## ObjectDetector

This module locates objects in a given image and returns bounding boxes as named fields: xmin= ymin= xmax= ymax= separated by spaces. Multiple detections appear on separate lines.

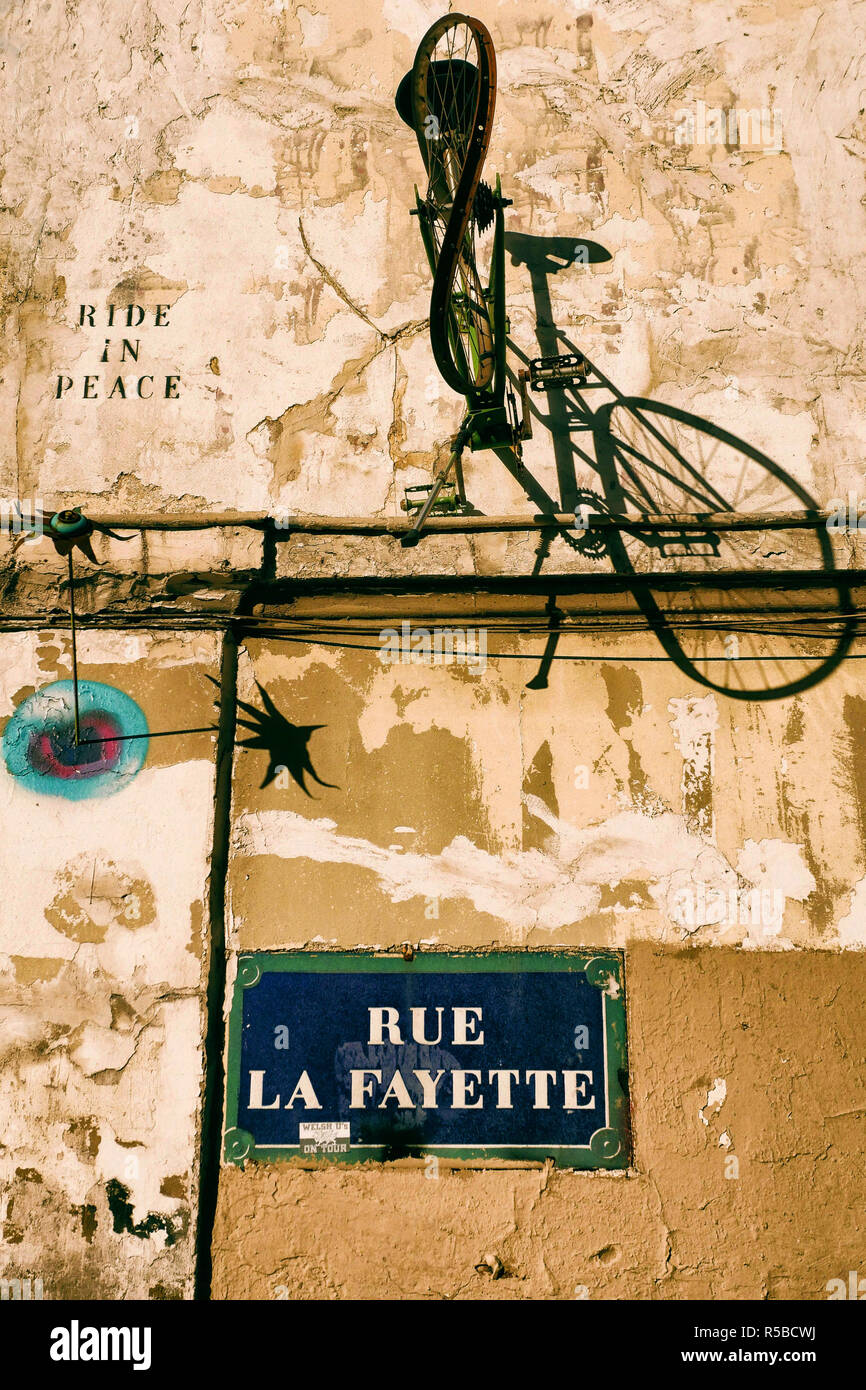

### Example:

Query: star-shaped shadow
xmin=209 ymin=677 xmax=338 ymax=795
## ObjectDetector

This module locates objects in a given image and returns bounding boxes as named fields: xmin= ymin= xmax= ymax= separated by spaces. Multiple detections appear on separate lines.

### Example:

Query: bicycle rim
xmin=410 ymin=15 xmax=497 ymax=398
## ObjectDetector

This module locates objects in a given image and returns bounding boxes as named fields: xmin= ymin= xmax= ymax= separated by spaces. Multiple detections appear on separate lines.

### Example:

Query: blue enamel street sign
xmin=223 ymin=951 xmax=630 ymax=1169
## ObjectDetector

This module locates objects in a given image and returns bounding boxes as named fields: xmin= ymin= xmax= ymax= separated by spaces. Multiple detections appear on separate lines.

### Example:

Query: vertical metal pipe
xmin=68 ymin=551 xmax=80 ymax=746
xmin=194 ymin=630 xmax=238 ymax=1300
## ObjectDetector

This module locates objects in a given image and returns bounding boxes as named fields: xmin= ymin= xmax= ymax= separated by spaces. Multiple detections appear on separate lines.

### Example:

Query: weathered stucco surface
xmin=3 ymin=0 xmax=866 ymax=519
xmin=227 ymin=634 xmax=866 ymax=952
xmin=212 ymin=631 xmax=866 ymax=1299
xmin=213 ymin=944 xmax=866 ymax=1300
xmin=2 ymin=0 xmax=865 ymax=1302
xmin=0 ymin=632 xmax=219 ymax=1298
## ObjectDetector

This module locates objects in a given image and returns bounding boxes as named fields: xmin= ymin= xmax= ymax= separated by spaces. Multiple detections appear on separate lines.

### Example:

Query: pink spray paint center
xmin=28 ymin=712 xmax=123 ymax=778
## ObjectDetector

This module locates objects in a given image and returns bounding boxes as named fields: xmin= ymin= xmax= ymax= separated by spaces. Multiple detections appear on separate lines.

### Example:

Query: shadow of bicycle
xmin=502 ymin=230 xmax=855 ymax=701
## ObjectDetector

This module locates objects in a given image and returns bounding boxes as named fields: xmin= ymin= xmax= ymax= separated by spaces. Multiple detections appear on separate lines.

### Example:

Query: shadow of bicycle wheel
xmin=590 ymin=395 xmax=855 ymax=700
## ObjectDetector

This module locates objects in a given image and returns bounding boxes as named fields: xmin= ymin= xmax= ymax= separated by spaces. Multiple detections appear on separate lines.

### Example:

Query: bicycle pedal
xmin=401 ymin=481 xmax=459 ymax=516
xmin=529 ymin=354 xmax=591 ymax=390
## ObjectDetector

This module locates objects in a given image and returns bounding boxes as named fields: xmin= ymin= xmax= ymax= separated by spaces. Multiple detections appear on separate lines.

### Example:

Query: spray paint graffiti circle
xmin=2 ymin=680 xmax=148 ymax=799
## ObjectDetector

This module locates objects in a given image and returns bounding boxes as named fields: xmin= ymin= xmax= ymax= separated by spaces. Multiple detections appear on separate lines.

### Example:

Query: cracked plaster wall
xmin=2 ymin=0 xmax=866 ymax=1301
xmin=227 ymin=638 xmax=866 ymax=952
xmin=213 ymin=943 xmax=866 ymax=1300
xmin=215 ymin=636 xmax=866 ymax=1299
xmin=2 ymin=0 xmax=866 ymax=521
xmin=0 ymin=631 xmax=219 ymax=1298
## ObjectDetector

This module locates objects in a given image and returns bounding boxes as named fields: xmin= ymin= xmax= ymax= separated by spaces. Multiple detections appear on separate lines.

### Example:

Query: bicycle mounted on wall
xmin=395 ymin=12 xmax=591 ymax=544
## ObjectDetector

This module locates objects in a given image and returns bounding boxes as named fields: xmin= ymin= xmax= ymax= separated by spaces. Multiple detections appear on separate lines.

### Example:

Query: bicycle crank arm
xmin=400 ymin=439 xmax=467 ymax=547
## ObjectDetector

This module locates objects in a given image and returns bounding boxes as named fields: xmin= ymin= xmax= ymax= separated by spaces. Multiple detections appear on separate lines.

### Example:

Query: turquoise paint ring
xmin=2 ymin=680 xmax=149 ymax=799
xmin=50 ymin=509 xmax=92 ymax=537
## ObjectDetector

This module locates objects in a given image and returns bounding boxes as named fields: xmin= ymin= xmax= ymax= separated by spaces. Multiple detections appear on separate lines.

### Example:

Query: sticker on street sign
xmin=298 ymin=1121 xmax=350 ymax=1155
xmin=223 ymin=951 xmax=630 ymax=1169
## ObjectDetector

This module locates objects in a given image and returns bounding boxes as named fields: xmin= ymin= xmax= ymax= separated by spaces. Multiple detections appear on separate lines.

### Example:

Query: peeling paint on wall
xmin=0 ymin=632 xmax=219 ymax=1297
xmin=4 ymin=0 xmax=866 ymax=1305
xmin=668 ymin=696 xmax=717 ymax=841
